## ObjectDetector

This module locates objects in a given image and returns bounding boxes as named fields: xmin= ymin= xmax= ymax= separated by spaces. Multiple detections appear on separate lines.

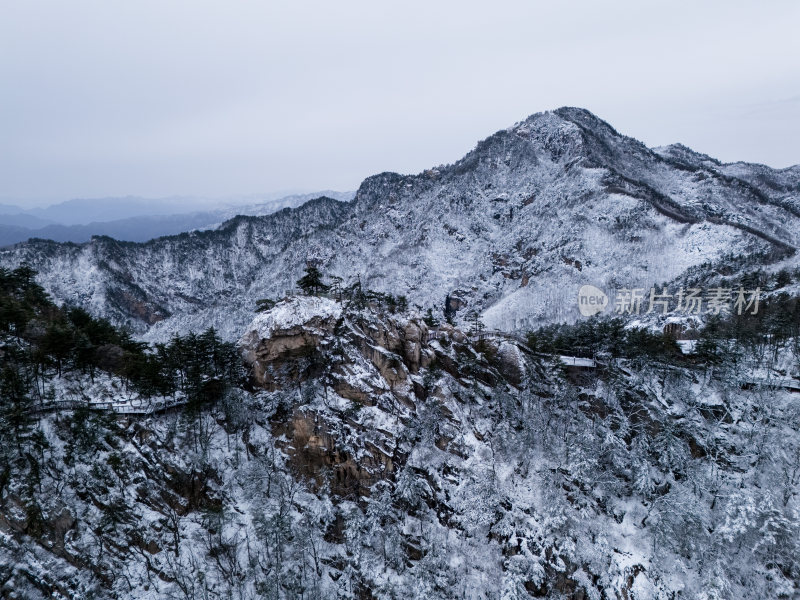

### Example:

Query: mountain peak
xmin=509 ymin=106 xmax=620 ymax=138
xmin=2 ymin=108 xmax=799 ymax=340
xmin=553 ymin=106 xmax=618 ymax=130
xmin=653 ymin=143 xmax=721 ymax=167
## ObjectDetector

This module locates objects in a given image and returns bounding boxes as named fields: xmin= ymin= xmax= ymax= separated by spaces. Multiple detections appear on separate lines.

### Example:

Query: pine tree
xmin=11 ymin=264 xmax=36 ymax=290
xmin=467 ymin=310 xmax=484 ymax=337
xmin=0 ymin=349 xmax=35 ymax=455
xmin=397 ymin=295 xmax=408 ymax=313
xmin=297 ymin=265 xmax=329 ymax=296
xmin=423 ymin=308 xmax=439 ymax=328
xmin=40 ymin=323 xmax=74 ymax=376
xmin=255 ymin=298 xmax=276 ymax=312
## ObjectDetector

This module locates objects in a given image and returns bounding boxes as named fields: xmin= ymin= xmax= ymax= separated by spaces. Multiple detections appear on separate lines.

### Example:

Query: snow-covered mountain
xmin=2 ymin=172 xmax=799 ymax=598
xmin=1 ymin=107 xmax=798 ymax=341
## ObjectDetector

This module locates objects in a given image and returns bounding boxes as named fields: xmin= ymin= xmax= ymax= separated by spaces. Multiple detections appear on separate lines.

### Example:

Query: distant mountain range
xmin=1 ymin=107 xmax=798 ymax=341
xmin=0 ymin=191 xmax=355 ymax=246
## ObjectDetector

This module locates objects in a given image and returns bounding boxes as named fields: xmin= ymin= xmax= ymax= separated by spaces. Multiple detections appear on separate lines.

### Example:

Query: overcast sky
xmin=1 ymin=0 xmax=799 ymax=207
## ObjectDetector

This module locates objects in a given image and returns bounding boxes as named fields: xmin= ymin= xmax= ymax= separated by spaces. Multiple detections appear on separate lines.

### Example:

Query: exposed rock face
xmin=238 ymin=296 xmax=520 ymax=496
xmin=276 ymin=409 xmax=398 ymax=497
xmin=497 ymin=340 xmax=525 ymax=385
xmin=445 ymin=291 xmax=468 ymax=314
xmin=239 ymin=296 xmax=342 ymax=390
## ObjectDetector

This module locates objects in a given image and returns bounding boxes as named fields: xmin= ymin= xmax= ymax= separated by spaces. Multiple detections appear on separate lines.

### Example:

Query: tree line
xmin=0 ymin=265 xmax=242 ymax=455
xmin=525 ymin=290 xmax=800 ymax=367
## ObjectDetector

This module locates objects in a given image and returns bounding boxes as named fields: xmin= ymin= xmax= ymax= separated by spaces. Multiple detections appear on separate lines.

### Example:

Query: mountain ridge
xmin=1 ymin=107 xmax=798 ymax=340
xmin=0 ymin=191 xmax=355 ymax=247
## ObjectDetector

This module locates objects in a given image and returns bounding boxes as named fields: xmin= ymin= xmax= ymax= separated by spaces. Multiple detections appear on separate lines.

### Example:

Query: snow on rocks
xmin=497 ymin=340 xmax=526 ymax=384
xmin=238 ymin=296 xmax=342 ymax=389
xmin=239 ymin=296 xmax=342 ymax=344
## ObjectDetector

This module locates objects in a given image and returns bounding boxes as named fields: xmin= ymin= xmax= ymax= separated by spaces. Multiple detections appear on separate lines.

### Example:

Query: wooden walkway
xmin=31 ymin=396 xmax=187 ymax=416
xmin=739 ymin=377 xmax=800 ymax=394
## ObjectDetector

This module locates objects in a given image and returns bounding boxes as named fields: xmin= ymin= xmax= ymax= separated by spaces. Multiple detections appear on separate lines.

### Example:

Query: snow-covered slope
xmin=4 ymin=296 xmax=798 ymax=599
xmin=1 ymin=108 xmax=798 ymax=340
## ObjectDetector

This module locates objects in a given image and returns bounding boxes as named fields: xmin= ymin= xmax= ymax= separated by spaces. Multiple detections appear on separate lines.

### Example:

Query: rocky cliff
xmin=2 ymin=289 xmax=799 ymax=599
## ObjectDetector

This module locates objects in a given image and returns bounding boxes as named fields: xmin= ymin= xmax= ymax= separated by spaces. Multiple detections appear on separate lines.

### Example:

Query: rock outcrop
xmin=239 ymin=296 xmax=342 ymax=390
xmin=238 ymin=295 xmax=523 ymax=496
